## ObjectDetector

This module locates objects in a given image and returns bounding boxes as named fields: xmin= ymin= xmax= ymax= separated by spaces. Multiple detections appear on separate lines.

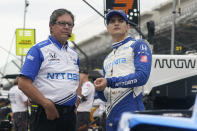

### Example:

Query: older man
xmin=18 ymin=8 xmax=79 ymax=131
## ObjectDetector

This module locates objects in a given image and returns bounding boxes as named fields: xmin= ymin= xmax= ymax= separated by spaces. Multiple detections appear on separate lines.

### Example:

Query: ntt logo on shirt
xmin=47 ymin=73 xmax=79 ymax=81
xmin=105 ymin=58 xmax=126 ymax=70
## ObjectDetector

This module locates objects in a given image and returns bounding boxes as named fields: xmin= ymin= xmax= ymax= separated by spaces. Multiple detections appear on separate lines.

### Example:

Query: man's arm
xmin=18 ymin=76 xmax=59 ymax=120
xmin=106 ymin=40 xmax=152 ymax=88
xmin=75 ymin=84 xmax=82 ymax=106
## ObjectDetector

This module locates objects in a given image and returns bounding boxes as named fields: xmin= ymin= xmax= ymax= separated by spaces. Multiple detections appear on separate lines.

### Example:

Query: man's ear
xmin=106 ymin=25 xmax=110 ymax=32
xmin=49 ymin=24 xmax=53 ymax=33
xmin=127 ymin=24 xmax=130 ymax=30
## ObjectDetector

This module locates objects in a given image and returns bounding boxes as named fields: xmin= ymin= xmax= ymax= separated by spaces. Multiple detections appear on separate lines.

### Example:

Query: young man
xmin=18 ymin=8 xmax=79 ymax=131
xmin=77 ymin=69 xmax=95 ymax=131
xmin=9 ymin=77 xmax=28 ymax=131
xmin=94 ymin=10 xmax=152 ymax=131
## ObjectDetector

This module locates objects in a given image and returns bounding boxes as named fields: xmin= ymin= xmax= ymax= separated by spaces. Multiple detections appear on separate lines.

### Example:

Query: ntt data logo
xmin=105 ymin=58 xmax=126 ymax=69
xmin=47 ymin=72 xmax=79 ymax=81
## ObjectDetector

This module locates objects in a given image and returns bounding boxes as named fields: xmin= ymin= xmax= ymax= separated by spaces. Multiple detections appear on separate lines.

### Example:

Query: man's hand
xmin=74 ymin=96 xmax=81 ymax=114
xmin=94 ymin=78 xmax=107 ymax=91
xmin=42 ymin=99 xmax=59 ymax=120
xmin=18 ymin=76 xmax=59 ymax=120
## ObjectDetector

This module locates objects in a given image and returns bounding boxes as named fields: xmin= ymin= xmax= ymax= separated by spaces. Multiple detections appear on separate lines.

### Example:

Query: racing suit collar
xmin=48 ymin=35 xmax=68 ymax=50
xmin=112 ymin=36 xmax=133 ymax=49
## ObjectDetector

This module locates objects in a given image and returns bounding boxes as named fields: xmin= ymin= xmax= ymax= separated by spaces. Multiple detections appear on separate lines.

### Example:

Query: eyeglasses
xmin=55 ymin=21 xmax=74 ymax=28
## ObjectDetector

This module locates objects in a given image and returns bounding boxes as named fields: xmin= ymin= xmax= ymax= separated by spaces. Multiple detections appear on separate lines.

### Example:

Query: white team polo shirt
xmin=9 ymin=85 xmax=28 ymax=113
xmin=77 ymin=81 xmax=95 ymax=112
xmin=21 ymin=36 xmax=79 ymax=106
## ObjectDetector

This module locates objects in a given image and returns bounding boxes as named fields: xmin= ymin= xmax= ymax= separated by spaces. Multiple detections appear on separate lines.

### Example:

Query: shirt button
xmin=109 ymin=123 xmax=113 ymax=127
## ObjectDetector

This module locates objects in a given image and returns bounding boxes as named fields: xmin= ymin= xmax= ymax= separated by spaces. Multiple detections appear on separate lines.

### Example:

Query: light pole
xmin=171 ymin=0 xmax=176 ymax=54
xmin=21 ymin=0 xmax=29 ymax=69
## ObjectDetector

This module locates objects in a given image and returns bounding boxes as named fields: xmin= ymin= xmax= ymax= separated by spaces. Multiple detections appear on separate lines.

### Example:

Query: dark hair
xmin=49 ymin=8 xmax=75 ymax=26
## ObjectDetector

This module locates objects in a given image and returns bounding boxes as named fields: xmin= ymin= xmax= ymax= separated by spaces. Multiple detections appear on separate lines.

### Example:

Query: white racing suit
xmin=97 ymin=36 xmax=152 ymax=131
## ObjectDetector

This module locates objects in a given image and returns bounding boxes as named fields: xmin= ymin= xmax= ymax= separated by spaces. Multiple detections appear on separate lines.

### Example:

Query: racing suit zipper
xmin=108 ymin=49 xmax=117 ymax=127
xmin=110 ymin=49 xmax=117 ymax=107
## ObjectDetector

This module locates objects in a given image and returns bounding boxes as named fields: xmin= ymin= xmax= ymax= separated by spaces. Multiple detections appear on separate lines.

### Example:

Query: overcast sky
xmin=0 ymin=0 xmax=168 ymax=69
